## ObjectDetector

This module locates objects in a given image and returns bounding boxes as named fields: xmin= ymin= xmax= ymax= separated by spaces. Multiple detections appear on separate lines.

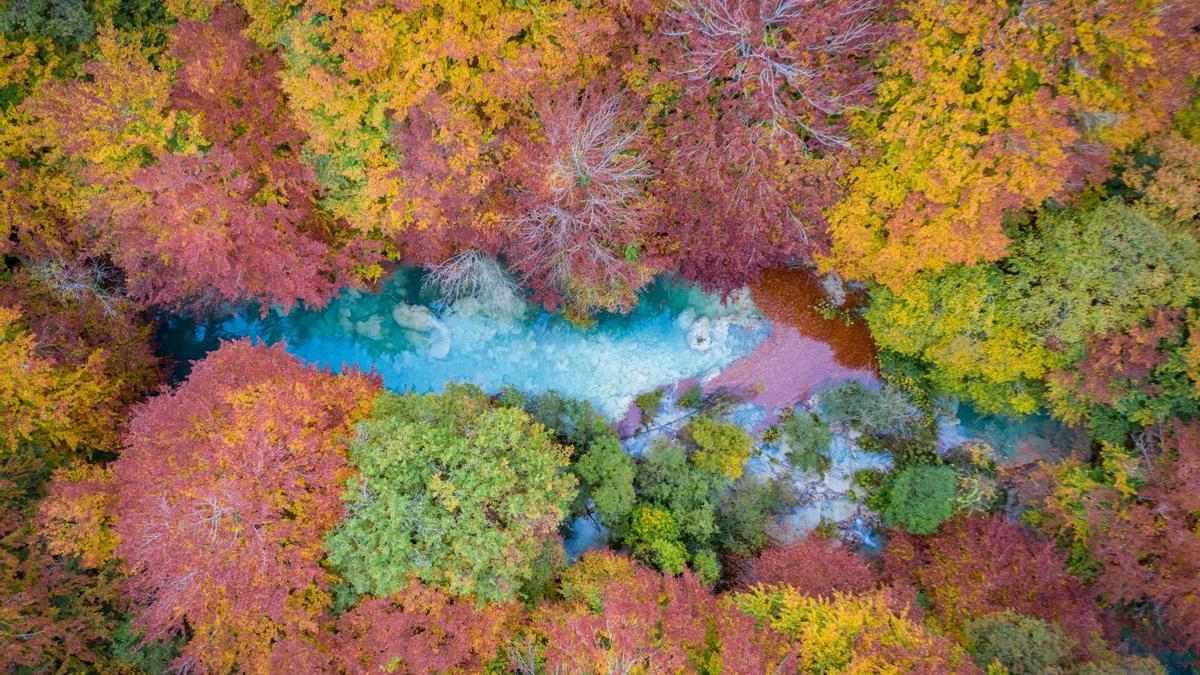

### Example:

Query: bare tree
xmin=508 ymin=91 xmax=654 ymax=313
xmin=666 ymin=0 xmax=885 ymax=147
xmin=422 ymin=250 xmax=526 ymax=318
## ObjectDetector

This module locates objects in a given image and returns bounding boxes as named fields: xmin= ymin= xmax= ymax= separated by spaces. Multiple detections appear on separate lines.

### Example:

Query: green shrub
xmin=852 ymin=468 xmax=891 ymax=512
xmin=502 ymin=387 xmax=612 ymax=451
xmin=325 ymin=385 xmax=577 ymax=604
xmin=620 ymin=438 xmax=728 ymax=578
xmin=778 ymin=410 xmax=832 ymax=475
xmin=716 ymin=478 xmax=787 ymax=557
xmin=818 ymin=381 xmax=925 ymax=439
xmin=677 ymin=384 xmax=704 ymax=409
xmin=883 ymin=465 xmax=957 ymax=534
xmin=963 ymin=611 xmax=1073 ymax=675
xmin=499 ymin=388 xmax=632 ymax=522
xmin=682 ymin=414 xmax=752 ymax=480
xmin=627 ymin=503 xmax=687 ymax=575
xmin=574 ymin=434 xmax=636 ymax=525
xmin=634 ymin=387 xmax=666 ymax=428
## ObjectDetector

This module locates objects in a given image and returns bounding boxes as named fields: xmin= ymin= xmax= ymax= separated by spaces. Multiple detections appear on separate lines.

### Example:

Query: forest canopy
xmin=2 ymin=0 xmax=1199 ymax=672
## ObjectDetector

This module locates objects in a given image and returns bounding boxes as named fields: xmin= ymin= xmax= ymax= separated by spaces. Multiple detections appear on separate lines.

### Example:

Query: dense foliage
xmin=112 ymin=340 xmax=377 ymax=672
xmin=2 ymin=0 xmax=1199 ymax=670
xmin=325 ymin=385 xmax=577 ymax=605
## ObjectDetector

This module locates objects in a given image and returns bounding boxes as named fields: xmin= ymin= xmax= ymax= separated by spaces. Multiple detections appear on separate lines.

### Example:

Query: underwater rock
xmin=337 ymin=307 xmax=353 ymax=332
xmin=822 ymin=498 xmax=857 ymax=523
xmin=391 ymin=303 xmax=436 ymax=332
xmin=713 ymin=318 xmax=731 ymax=343
xmin=353 ymin=315 xmax=384 ymax=340
xmin=428 ymin=325 xmax=451 ymax=359
xmin=675 ymin=307 xmax=697 ymax=330
xmin=688 ymin=316 xmax=713 ymax=351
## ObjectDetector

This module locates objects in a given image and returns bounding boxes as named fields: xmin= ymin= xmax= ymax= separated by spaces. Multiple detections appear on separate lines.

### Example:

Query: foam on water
xmin=159 ymin=268 xmax=768 ymax=417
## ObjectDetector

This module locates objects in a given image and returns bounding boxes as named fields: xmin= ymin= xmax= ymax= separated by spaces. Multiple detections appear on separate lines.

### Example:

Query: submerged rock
xmin=675 ymin=307 xmax=697 ymax=330
xmin=428 ymin=325 xmax=451 ymax=360
xmin=392 ymin=303 xmax=437 ymax=332
xmin=354 ymin=315 xmax=384 ymax=340
xmin=688 ymin=317 xmax=713 ymax=351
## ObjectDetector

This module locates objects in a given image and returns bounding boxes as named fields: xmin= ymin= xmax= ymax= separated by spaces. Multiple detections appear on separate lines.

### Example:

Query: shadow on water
xmin=711 ymin=268 xmax=879 ymax=413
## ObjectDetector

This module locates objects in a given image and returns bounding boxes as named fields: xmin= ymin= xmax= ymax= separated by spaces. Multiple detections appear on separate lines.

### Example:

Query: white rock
xmin=427 ymin=328 xmax=451 ymax=359
xmin=821 ymin=272 xmax=847 ymax=307
xmin=354 ymin=315 xmax=384 ymax=340
xmin=712 ymin=318 xmax=730 ymax=343
xmin=675 ymin=307 xmax=697 ymax=330
xmin=688 ymin=316 xmax=713 ymax=351
xmin=823 ymin=471 xmax=853 ymax=493
xmin=821 ymin=498 xmax=858 ymax=523
xmin=391 ymin=303 xmax=436 ymax=332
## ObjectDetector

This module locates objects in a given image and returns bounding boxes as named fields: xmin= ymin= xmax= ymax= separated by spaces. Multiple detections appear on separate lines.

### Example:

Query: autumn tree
xmin=115 ymin=5 xmax=359 ymax=312
xmin=650 ymin=0 xmax=887 ymax=290
xmin=112 ymin=340 xmax=378 ymax=673
xmin=532 ymin=551 xmax=789 ymax=672
xmin=736 ymin=538 xmax=879 ymax=596
xmin=869 ymin=199 xmax=1200 ymax=417
xmin=735 ymin=585 xmax=978 ymax=673
xmin=1048 ymin=307 xmax=1200 ymax=441
xmin=866 ymin=265 xmax=1055 ymax=415
xmin=826 ymin=0 xmax=1200 ymax=289
xmin=884 ymin=515 xmax=1104 ymax=653
xmin=505 ymin=87 xmax=659 ymax=321
xmin=325 ymin=384 xmax=577 ymax=605
xmin=331 ymin=580 xmax=519 ymax=674
xmin=1031 ymin=422 xmax=1200 ymax=653
xmin=278 ymin=0 xmax=619 ymax=262
xmin=0 ymin=305 xmax=130 ymax=460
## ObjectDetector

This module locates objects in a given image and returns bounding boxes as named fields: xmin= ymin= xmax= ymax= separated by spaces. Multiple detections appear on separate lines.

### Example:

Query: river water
xmin=157 ymin=267 xmax=1067 ymax=462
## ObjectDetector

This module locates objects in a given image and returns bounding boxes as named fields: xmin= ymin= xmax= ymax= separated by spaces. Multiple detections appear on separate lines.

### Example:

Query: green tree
xmin=778 ymin=410 xmax=832 ymax=475
xmin=682 ymin=414 xmax=752 ymax=481
xmin=1009 ymin=200 xmax=1200 ymax=353
xmin=963 ymin=611 xmax=1073 ymax=675
xmin=621 ymin=437 xmax=730 ymax=582
xmin=884 ymin=465 xmax=958 ymax=535
xmin=325 ymin=384 xmax=577 ymax=604
xmin=574 ymin=434 xmax=635 ymax=526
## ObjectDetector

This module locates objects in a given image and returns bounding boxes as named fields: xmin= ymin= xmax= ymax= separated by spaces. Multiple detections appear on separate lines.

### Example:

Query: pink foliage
xmin=885 ymin=515 xmax=1105 ymax=653
xmin=506 ymin=86 xmax=658 ymax=311
xmin=665 ymin=0 xmax=887 ymax=146
xmin=112 ymin=340 xmax=378 ymax=671
xmin=332 ymin=580 xmax=517 ymax=674
xmin=1083 ymin=422 xmax=1200 ymax=652
xmin=649 ymin=0 xmax=887 ymax=290
xmin=537 ymin=552 xmax=791 ymax=672
xmin=112 ymin=5 xmax=358 ymax=313
xmin=739 ymin=538 xmax=879 ymax=596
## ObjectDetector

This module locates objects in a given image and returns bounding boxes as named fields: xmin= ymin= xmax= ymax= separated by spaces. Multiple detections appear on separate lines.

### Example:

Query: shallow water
xmin=157 ymin=269 xmax=767 ymax=417
xmin=939 ymin=400 xmax=1087 ymax=467
xmin=711 ymin=268 xmax=878 ymax=412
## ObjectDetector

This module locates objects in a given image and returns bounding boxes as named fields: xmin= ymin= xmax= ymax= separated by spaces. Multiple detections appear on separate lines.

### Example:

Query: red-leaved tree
xmin=649 ymin=0 xmax=888 ymax=290
xmin=1059 ymin=422 xmax=1200 ymax=653
xmin=332 ymin=580 xmax=519 ymax=674
xmin=108 ymin=5 xmax=359 ymax=312
xmin=112 ymin=340 xmax=378 ymax=673
xmin=737 ymin=538 xmax=879 ymax=596
xmin=532 ymin=551 xmax=791 ymax=672
xmin=885 ymin=515 xmax=1105 ymax=654
xmin=505 ymin=85 xmax=660 ymax=318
